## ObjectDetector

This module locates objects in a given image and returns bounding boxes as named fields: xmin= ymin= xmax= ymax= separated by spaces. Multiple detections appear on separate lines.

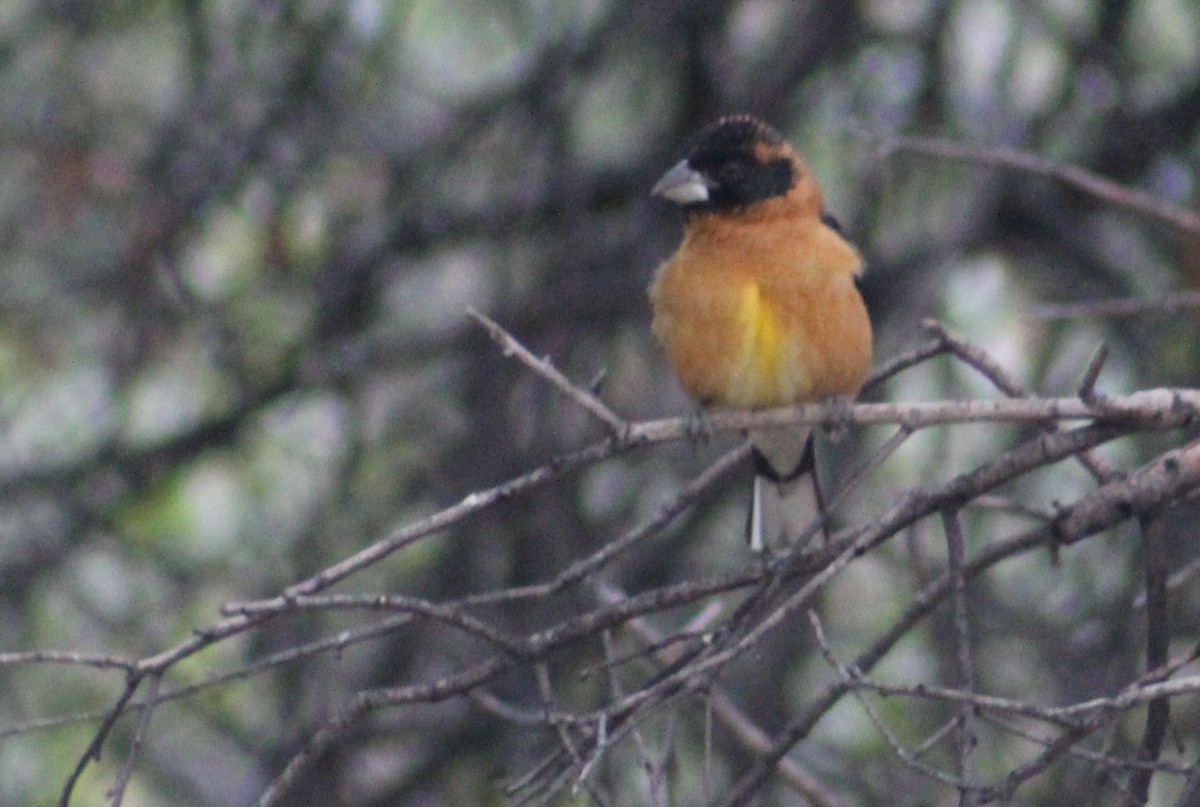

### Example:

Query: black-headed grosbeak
xmin=649 ymin=115 xmax=872 ymax=551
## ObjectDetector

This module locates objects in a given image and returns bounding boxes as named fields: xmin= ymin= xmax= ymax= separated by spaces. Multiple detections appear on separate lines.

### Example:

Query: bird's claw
xmin=684 ymin=406 xmax=710 ymax=446
xmin=822 ymin=396 xmax=854 ymax=443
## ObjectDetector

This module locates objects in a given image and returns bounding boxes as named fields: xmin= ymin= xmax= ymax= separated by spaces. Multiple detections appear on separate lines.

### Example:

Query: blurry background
xmin=1 ymin=0 xmax=1199 ymax=805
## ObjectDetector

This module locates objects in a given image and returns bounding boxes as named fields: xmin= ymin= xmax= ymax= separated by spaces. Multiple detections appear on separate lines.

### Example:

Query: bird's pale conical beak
xmin=651 ymin=160 xmax=711 ymax=205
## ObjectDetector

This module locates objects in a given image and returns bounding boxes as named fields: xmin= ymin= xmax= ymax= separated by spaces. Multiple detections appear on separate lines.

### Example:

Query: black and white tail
xmin=748 ymin=428 xmax=826 ymax=552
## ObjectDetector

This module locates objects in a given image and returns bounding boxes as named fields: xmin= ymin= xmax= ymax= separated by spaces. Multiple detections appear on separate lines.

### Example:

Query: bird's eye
xmin=714 ymin=154 xmax=753 ymax=183
xmin=725 ymin=154 xmax=752 ymax=172
xmin=691 ymin=149 xmax=752 ymax=180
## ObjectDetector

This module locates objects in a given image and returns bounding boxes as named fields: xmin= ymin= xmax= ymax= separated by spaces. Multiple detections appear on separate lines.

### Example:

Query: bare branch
xmin=59 ymin=681 xmax=144 ymax=807
xmin=1052 ymin=439 xmax=1200 ymax=543
xmin=1029 ymin=292 xmax=1200 ymax=321
xmin=942 ymin=508 xmax=977 ymax=807
xmin=107 ymin=672 xmax=161 ymax=807
xmin=880 ymin=136 xmax=1200 ymax=238
xmin=1128 ymin=510 xmax=1172 ymax=805
xmin=1078 ymin=342 xmax=1110 ymax=403
xmin=0 ymin=651 xmax=135 ymax=673
xmin=468 ymin=307 xmax=628 ymax=435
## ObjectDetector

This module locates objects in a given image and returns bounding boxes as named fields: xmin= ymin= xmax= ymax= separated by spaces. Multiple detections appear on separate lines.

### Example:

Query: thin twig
xmin=223 ymin=593 xmax=525 ymax=655
xmin=880 ymin=136 xmax=1200 ymax=237
xmin=59 ymin=681 xmax=143 ymax=807
xmin=0 ymin=651 xmax=136 ymax=672
xmin=589 ymin=581 xmax=852 ymax=807
xmin=809 ymin=611 xmax=967 ymax=789
xmin=107 ymin=672 xmax=162 ymax=806
xmin=703 ymin=695 xmax=714 ymax=807
xmin=1077 ymin=342 xmax=1110 ymax=403
xmin=822 ymin=665 xmax=1200 ymax=723
xmin=1128 ymin=512 xmax=1171 ymax=805
xmin=468 ymin=306 xmax=627 ymax=435
xmin=1029 ymin=292 xmax=1200 ymax=321
xmin=924 ymin=320 xmax=1027 ymax=398
xmin=942 ymin=508 xmax=977 ymax=807
xmin=978 ymin=711 xmax=1193 ymax=776
xmin=925 ymin=319 xmax=1117 ymax=482
xmin=1134 ymin=554 xmax=1200 ymax=608
xmin=534 ymin=662 xmax=583 ymax=773
xmin=598 ymin=629 xmax=656 ymax=803
xmin=1052 ymin=439 xmax=1200 ymax=544
xmin=862 ymin=338 xmax=952 ymax=392
xmin=458 ymin=444 xmax=750 ymax=607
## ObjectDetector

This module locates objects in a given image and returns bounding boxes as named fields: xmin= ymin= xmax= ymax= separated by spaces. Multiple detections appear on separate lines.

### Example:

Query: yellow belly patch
xmin=734 ymin=283 xmax=784 ymax=403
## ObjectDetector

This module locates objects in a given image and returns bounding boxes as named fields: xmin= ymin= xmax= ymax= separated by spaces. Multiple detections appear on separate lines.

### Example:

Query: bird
xmin=648 ymin=114 xmax=872 ymax=552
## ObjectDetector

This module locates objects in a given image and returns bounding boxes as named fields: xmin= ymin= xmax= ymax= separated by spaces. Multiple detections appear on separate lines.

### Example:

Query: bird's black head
xmin=652 ymin=116 xmax=797 ymax=213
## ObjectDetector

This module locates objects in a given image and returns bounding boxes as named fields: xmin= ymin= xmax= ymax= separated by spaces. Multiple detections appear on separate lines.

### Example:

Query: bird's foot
xmin=821 ymin=396 xmax=855 ymax=443
xmin=684 ymin=406 xmax=710 ymax=448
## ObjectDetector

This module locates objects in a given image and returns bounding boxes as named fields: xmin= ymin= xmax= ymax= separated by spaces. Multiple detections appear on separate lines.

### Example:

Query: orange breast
xmin=649 ymin=213 xmax=871 ymax=409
